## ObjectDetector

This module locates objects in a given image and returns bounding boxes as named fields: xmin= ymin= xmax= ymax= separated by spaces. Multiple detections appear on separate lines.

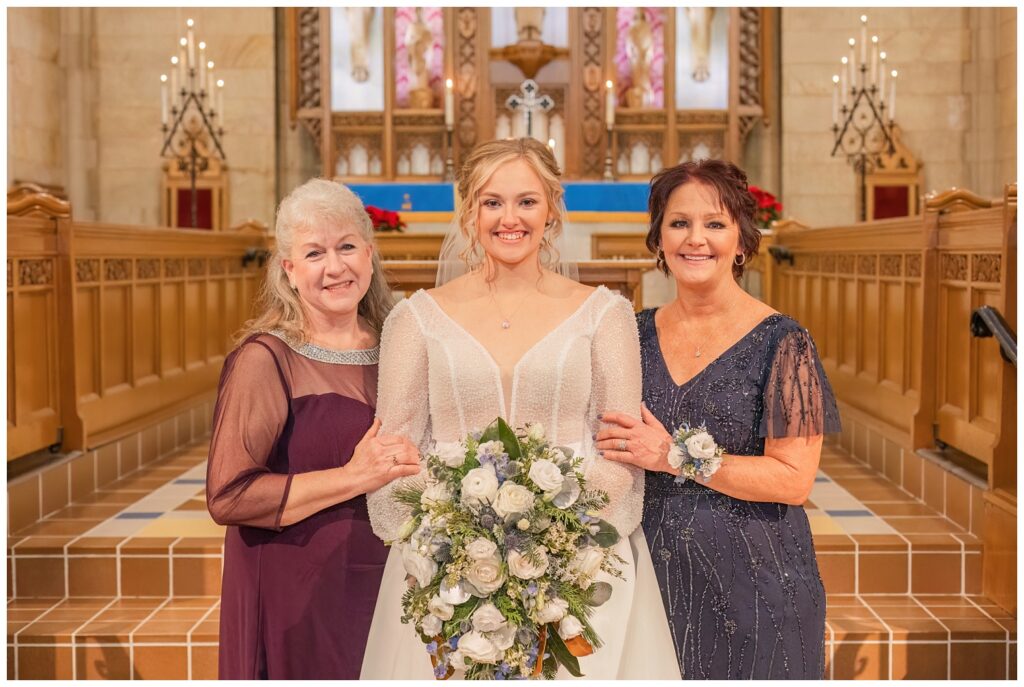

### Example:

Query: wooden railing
xmin=767 ymin=185 xmax=1017 ymax=482
xmin=7 ymin=191 xmax=271 ymax=460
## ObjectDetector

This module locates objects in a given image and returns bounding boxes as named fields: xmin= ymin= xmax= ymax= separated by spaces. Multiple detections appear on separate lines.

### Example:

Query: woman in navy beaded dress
xmin=206 ymin=179 xmax=421 ymax=679
xmin=597 ymin=160 xmax=841 ymax=679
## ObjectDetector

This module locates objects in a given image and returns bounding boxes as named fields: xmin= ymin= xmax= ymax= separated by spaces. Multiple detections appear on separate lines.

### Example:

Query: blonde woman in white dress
xmin=360 ymin=138 xmax=679 ymax=679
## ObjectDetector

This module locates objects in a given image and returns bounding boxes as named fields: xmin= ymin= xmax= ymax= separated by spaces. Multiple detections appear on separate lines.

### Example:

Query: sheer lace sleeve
xmin=588 ymin=294 xmax=645 ymax=537
xmin=206 ymin=339 xmax=293 ymax=530
xmin=758 ymin=326 xmax=842 ymax=439
xmin=367 ymin=299 xmax=431 ymax=542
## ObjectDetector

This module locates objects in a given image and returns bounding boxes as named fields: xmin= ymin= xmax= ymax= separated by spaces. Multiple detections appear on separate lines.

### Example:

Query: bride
xmin=361 ymin=138 xmax=680 ymax=679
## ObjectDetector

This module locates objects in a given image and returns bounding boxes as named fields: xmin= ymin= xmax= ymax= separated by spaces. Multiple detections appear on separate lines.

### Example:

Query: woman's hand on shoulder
xmin=344 ymin=418 xmax=421 ymax=494
xmin=595 ymin=404 xmax=675 ymax=474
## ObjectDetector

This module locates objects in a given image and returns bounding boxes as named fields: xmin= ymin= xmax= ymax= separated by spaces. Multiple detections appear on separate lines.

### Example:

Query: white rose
xmin=428 ymin=595 xmax=455 ymax=621
xmin=421 ymin=481 xmax=453 ymax=508
xmin=465 ymin=537 xmax=498 ymax=560
xmin=435 ymin=442 xmax=467 ymax=468
xmin=489 ymin=624 xmax=516 ymax=651
xmin=439 ymin=577 xmax=472 ymax=605
xmin=455 ymin=631 xmax=503 ymax=664
xmin=684 ymin=431 xmax=718 ymax=461
xmin=465 ymin=555 xmax=505 ymax=596
xmin=476 ymin=440 xmax=506 ymax=457
xmin=558 ymin=615 xmax=584 ymax=640
xmin=471 ymin=602 xmax=507 ymax=633
xmin=551 ymin=474 xmax=581 ymax=509
xmin=401 ymin=545 xmax=437 ymax=588
xmin=492 ymin=482 xmax=535 ymax=519
xmin=667 ymin=444 xmax=685 ymax=470
xmin=528 ymin=459 xmax=564 ymax=492
xmin=461 ymin=465 xmax=499 ymax=505
xmin=420 ymin=614 xmax=443 ymax=636
xmin=534 ymin=597 xmax=568 ymax=624
xmin=508 ymin=547 xmax=549 ymax=580
xmin=570 ymin=546 xmax=605 ymax=585
xmin=526 ymin=423 xmax=545 ymax=442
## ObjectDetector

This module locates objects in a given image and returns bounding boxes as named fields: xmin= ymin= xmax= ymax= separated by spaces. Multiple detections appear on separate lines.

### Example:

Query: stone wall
xmin=780 ymin=7 xmax=1015 ymax=227
xmin=7 ymin=8 xmax=64 ymax=188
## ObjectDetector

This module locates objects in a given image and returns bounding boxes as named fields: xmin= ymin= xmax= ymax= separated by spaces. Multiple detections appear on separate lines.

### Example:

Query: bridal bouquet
xmin=392 ymin=418 xmax=623 ymax=680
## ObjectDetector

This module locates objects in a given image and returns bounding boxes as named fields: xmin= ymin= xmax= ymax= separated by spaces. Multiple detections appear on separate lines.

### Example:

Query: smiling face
xmin=659 ymin=180 xmax=744 ymax=290
xmin=475 ymin=158 xmax=552 ymax=269
xmin=281 ymin=221 xmax=373 ymax=332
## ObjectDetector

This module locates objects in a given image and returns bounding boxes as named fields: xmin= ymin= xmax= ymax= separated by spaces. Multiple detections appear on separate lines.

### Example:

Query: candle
xmin=889 ymin=70 xmax=897 ymax=120
xmin=605 ymin=79 xmax=615 ymax=129
xmin=870 ymin=36 xmax=878 ymax=88
xmin=179 ymin=37 xmax=188 ymax=77
xmin=206 ymin=61 xmax=214 ymax=102
xmin=859 ymin=15 xmax=867 ymax=65
xmin=548 ymin=138 xmax=555 ymax=151
xmin=840 ymin=57 xmax=848 ymax=105
xmin=878 ymin=52 xmax=887 ymax=102
xmin=444 ymin=78 xmax=454 ymax=128
xmin=217 ymin=79 xmax=225 ymax=125
xmin=848 ymin=38 xmax=857 ymax=88
xmin=170 ymin=56 xmax=179 ymax=101
xmin=160 ymin=74 xmax=168 ymax=125
xmin=198 ymin=42 xmax=206 ymax=92
xmin=832 ymin=75 xmax=839 ymax=126
xmin=186 ymin=19 xmax=195 ymax=70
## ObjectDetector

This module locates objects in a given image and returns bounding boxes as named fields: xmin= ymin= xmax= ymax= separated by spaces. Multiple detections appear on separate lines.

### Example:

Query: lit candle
xmin=878 ymin=52 xmax=887 ymax=102
xmin=870 ymin=36 xmax=879 ymax=88
xmin=605 ymin=80 xmax=615 ymax=129
xmin=186 ymin=19 xmax=195 ymax=70
xmin=548 ymin=138 xmax=555 ymax=151
xmin=179 ymin=37 xmax=188 ymax=77
xmin=848 ymin=38 xmax=857 ymax=88
xmin=840 ymin=57 xmax=848 ymax=105
xmin=217 ymin=79 xmax=225 ymax=125
xmin=444 ymin=78 xmax=454 ymax=129
xmin=170 ymin=56 xmax=179 ymax=101
xmin=206 ymin=61 xmax=215 ymax=102
xmin=832 ymin=75 xmax=839 ymax=126
xmin=859 ymin=15 xmax=867 ymax=65
xmin=198 ymin=42 xmax=206 ymax=92
xmin=889 ymin=70 xmax=897 ymax=120
xmin=160 ymin=74 xmax=168 ymax=125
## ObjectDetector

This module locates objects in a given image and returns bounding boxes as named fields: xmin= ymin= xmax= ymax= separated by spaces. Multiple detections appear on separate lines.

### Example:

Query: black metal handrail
xmin=970 ymin=306 xmax=1016 ymax=367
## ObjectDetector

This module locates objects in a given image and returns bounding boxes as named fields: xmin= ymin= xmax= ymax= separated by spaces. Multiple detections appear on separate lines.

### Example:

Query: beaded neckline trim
xmin=268 ymin=330 xmax=379 ymax=366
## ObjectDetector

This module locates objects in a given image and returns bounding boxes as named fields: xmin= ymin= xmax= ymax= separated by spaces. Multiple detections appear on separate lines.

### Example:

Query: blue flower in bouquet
xmin=434 ymin=663 xmax=450 ymax=679
xmin=426 ymin=640 xmax=438 ymax=656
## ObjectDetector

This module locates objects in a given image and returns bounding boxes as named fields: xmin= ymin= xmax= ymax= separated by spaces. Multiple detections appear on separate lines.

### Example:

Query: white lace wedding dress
xmin=360 ymin=286 xmax=680 ymax=680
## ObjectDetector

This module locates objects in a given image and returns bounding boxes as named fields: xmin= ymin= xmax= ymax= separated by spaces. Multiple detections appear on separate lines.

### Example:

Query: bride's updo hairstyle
xmin=455 ymin=137 xmax=566 ymax=271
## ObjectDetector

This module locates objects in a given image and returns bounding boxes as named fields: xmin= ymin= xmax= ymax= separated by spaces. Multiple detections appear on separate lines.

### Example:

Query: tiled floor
xmin=6 ymin=441 xmax=1016 ymax=680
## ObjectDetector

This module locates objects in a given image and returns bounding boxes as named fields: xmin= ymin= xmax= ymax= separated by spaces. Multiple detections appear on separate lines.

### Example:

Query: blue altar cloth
xmin=346 ymin=181 xmax=650 ymax=213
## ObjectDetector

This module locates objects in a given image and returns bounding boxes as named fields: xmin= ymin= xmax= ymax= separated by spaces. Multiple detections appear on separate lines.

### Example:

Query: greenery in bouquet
xmin=748 ymin=185 xmax=782 ymax=229
xmin=392 ymin=418 xmax=624 ymax=680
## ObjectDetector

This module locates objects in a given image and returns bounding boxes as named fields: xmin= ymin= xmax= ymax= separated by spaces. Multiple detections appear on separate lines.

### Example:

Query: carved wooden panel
xmin=455 ymin=8 xmax=479 ymax=152
xmin=579 ymin=7 xmax=606 ymax=177
xmin=296 ymin=7 xmax=323 ymax=150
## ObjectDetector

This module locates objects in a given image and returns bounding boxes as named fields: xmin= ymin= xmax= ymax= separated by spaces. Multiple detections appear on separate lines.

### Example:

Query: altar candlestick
xmin=170 ymin=56 xmax=179 ymax=100
xmin=179 ymin=37 xmax=188 ymax=77
xmin=878 ymin=52 xmax=887 ymax=101
xmin=840 ymin=57 xmax=848 ymax=105
xmin=186 ymin=19 xmax=195 ymax=70
xmin=870 ymin=36 xmax=878 ymax=87
xmin=198 ymin=42 xmax=207 ymax=92
xmin=444 ymin=78 xmax=454 ymax=129
xmin=605 ymin=80 xmax=615 ymax=129
xmin=832 ymin=75 xmax=839 ymax=126
xmin=206 ymin=62 xmax=215 ymax=104
xmin=859 ymin=16 xmax=867 ymax=65
xmin=160 ymin=74 xmax=169 ymax=125
xmin=217 ymin=79 xmax=225 ymax=125
xmin=889 ymin=70 xmax=897 ymax=120
xmin=848 ymin=38 xmax=857 ymax=88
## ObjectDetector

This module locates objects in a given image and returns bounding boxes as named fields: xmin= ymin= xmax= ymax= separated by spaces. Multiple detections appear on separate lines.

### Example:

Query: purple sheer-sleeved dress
xmin=637 ymin=310 xmax=842 ymax=679
xmin=206 ymin=332 xmax=387 ymax=679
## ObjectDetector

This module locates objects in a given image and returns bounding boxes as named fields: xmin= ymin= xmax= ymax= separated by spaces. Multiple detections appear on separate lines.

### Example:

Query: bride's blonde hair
xmin=455 ymin=138 xmax=566 ymax=273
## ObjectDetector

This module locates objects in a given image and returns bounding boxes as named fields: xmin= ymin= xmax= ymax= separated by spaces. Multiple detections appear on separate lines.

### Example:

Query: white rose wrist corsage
xmin=666 ymin=423 xmax=725 ymax=483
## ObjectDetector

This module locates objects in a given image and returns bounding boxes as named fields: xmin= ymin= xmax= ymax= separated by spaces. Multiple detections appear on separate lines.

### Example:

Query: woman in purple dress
xmin=206 ymin=179 xmax=420 ymax=679
xmin=597 ymin=160 xmax=841 ymax=678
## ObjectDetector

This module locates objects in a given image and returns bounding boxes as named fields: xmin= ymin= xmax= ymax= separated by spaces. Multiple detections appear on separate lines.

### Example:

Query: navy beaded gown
xmin=637 ymin=309 xmax=841 ymax=680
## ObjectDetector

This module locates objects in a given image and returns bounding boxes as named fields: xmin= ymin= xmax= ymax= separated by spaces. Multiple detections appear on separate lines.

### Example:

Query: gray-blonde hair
xmin=236 ymin=178 xmax=393 ymax=343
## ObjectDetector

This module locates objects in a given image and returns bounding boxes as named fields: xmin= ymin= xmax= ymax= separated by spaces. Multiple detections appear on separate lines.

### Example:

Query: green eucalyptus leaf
xmin=545 ymin=624 xmax=583 ymax=677
xmin=590 ymin=519 xmax=621 ymax=548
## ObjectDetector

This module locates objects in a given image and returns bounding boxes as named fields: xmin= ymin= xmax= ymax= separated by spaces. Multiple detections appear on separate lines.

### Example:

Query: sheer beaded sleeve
xmin=206 ymin=339 xmax=293 ymax=530
xmin=758 ymin=326 xmax=842 ymax=439
xmin=367 ymin=299 xmax=431 ymax=542
xmin=588 ymin=294 xmax=646 ymax=537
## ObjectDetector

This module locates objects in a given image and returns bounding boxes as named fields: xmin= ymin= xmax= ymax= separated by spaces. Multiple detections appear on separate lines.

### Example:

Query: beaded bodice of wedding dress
xmin=366 ymin=285 xmax=645 ymax=543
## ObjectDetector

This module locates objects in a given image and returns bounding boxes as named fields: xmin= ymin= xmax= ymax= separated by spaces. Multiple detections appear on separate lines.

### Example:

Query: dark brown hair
xmin=645 ymin=159 xmax=761 ymax=278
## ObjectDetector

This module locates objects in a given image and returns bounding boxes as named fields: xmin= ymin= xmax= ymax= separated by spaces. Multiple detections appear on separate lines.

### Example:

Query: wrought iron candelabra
xmin=159 ymin=18 xmax=227 ymax=229
xmin=830 ymin=14 xmax=898 ymax=222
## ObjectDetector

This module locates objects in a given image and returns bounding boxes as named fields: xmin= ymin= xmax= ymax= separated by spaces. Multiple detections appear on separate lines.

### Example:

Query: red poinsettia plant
xmin=748 ymin=185 xmax=782 ymax=229
xmin=365 ymin=205 xmax=406 ymax=232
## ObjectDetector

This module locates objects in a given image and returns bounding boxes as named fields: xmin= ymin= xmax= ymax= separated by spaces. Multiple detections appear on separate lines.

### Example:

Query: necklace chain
xmin=489 ymin=289 xmax=532 ymax=330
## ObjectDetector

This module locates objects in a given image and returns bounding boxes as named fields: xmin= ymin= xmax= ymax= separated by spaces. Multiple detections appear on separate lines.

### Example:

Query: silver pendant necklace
xmin=490 ymin=290 xmax=530 ymax=330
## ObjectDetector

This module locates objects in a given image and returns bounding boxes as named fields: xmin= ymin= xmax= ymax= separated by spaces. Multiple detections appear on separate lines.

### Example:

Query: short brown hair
xmin=645 ymin=159 xmax=761 ymax=278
